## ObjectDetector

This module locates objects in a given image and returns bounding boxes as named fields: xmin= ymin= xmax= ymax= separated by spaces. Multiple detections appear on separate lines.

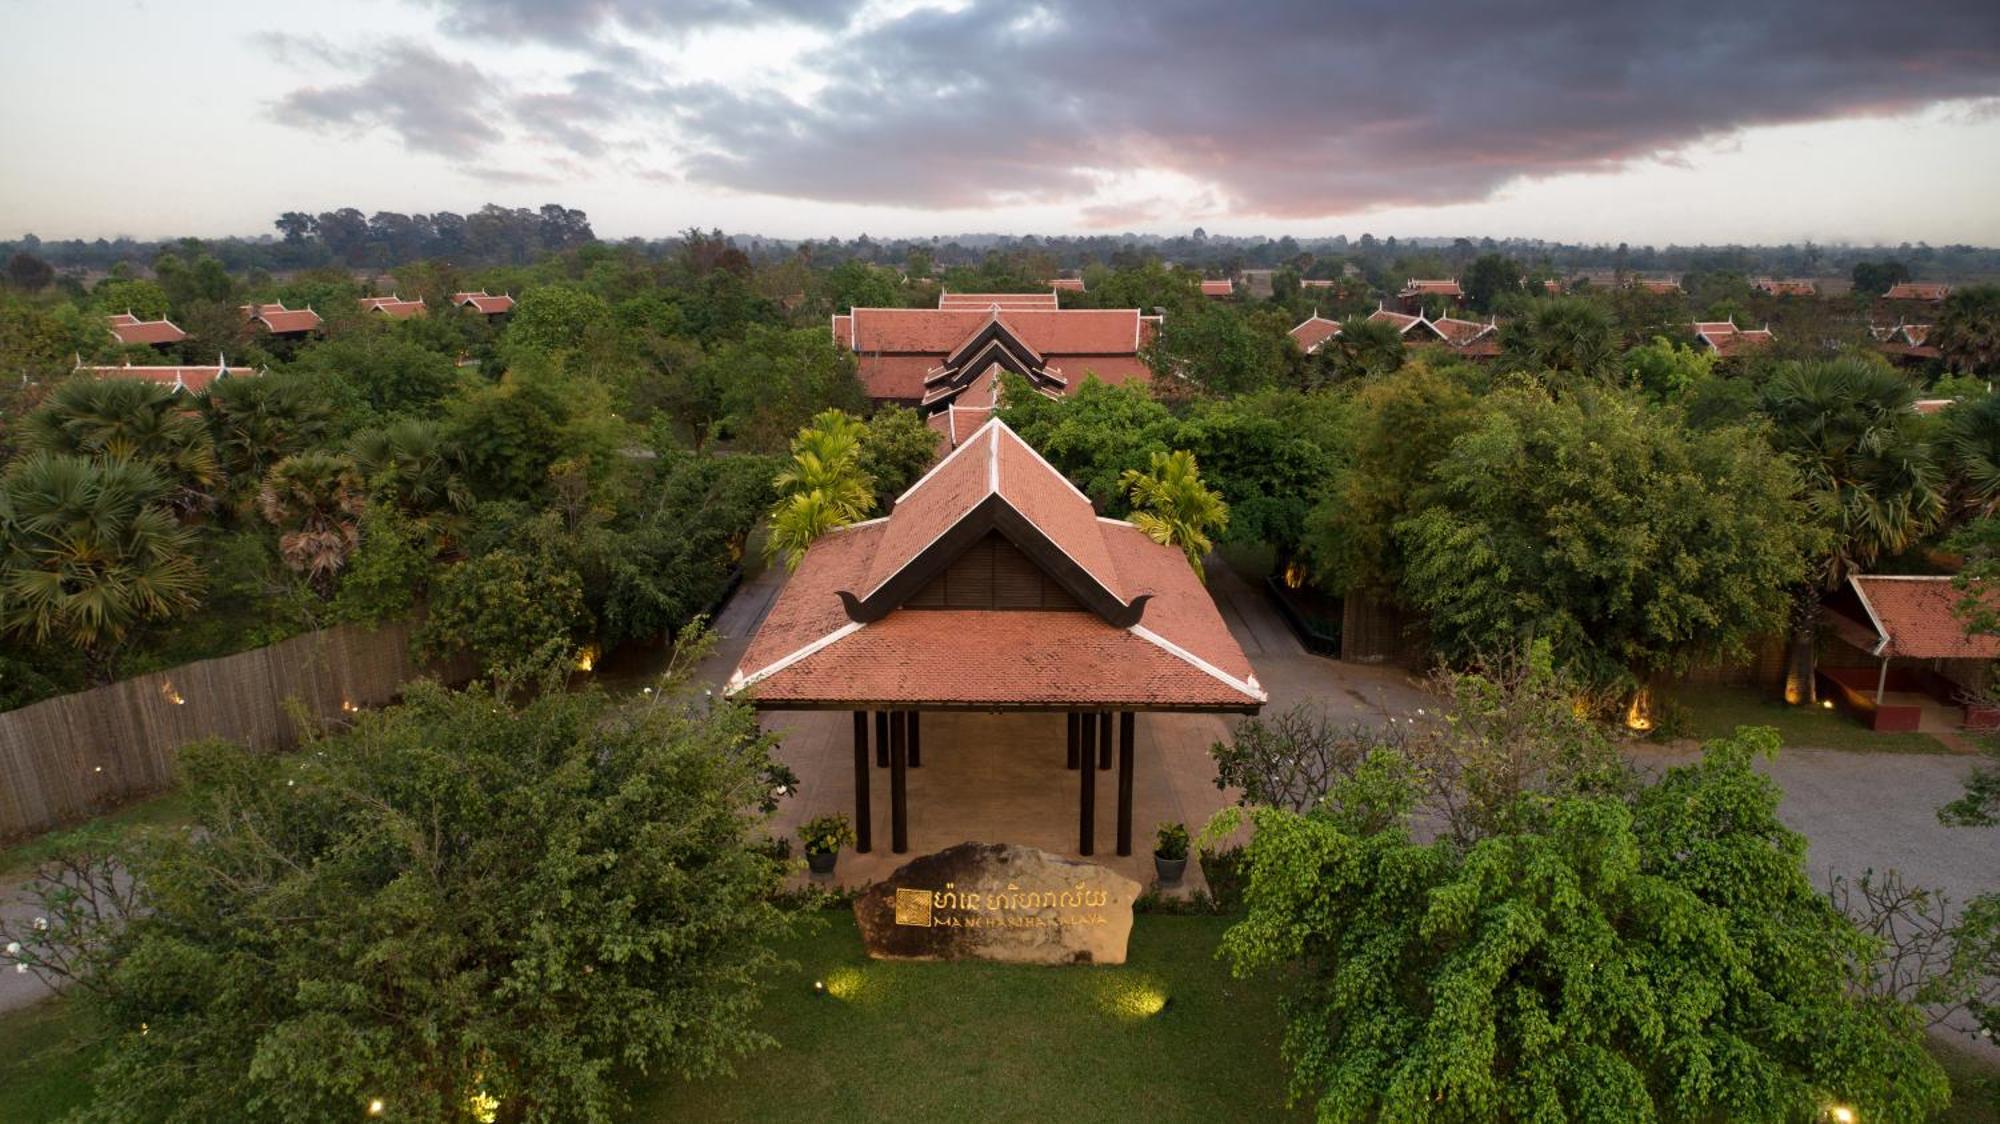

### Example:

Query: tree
xmin=1621 ymin=335 xmax=1714 ymax=401
xmin=765 ymin=410 xmax=875 ymax=571
xmin=1217 ymin=725 xmax=1950 ymax=1123
xmin=1934 ymin=284 xmax=2000 ymax=378
xmin=1460 ymin=252 xmax=1522 ymax=313
xmin=200 ymin=372 xmax=333 ymax=503
xmin=505 ymin=283 xmax=612 ymax=355
xmin=1311 ymin=315 xmax=1406 ymax=385
xmin=7 ymin=647 xmax=795 ymax=1123
xmin=5 ymin=251 xmax=54 ymax=291
xmin=283 ymin=335 xmax=462 ymax=426
xmin=419 ymin=546 xmax=588 ymax=680
xmin=1142 ymin=302 xmax=1288 ymax=396
xmin=1121 ymin=449 xmax=1229 ymax=581
xmin=1500 ymin=296 xmax=1620 ymax=383
xmin=1942 ymin=392 xmax=2000 ymax=518
xmin=349 ymin=418 xmax=472 ymax=522
xmin=1397 ymin=388 xmax=1814 ymax=690
xmin=1762 ymin=357 xmax=1944 ymax=701
xmin=708 ymin=325 xmax=869 ymax=452
xmin=0 ymin=454 xmax=200 ymax=681
xmin=24 ymin=376 xmax=222 ymax=515
xmin=443 ymin=378 xmax=571 ymax=502
xmin=856 ymin=406 xmax=939 ymax=509
xmin=1851 ymin=260 xmax=1912 ymax=297
xmin=259 ymin=452 xmax=367 ymax=595
xmin=1210 ymin=704 xmax=1401 ymax=813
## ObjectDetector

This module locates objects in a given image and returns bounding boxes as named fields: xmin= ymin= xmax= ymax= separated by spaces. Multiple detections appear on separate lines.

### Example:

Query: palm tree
xmin=350 ymin=419 xmax=472 ymax=519
xmin=765 ymin=410 xmax=875 ymax=570
xmin=1316 ymin=316 xmax=1406 ymax=384
xmin=1942 ymin=393 xmax=2000 ymax=518
xmin=0 ymin=453 xmax=201 ymax=682
xmin=1499 ymin=297 xmax=1619 ymax=382
xmin=25 ymin=376 xmax=222 ymax=516
xmin=1120 ymin=449 xmax=1230 ymax=581
xmin=259 ymin=452 xmax=367 ymax=594
xmin=1762 ymin=357 xmax=1945 ymax=701
xmin=200 ymin=373 xmax=331 ymax=503
xmin=1932 ymin=285 xmax=2000 ymax=377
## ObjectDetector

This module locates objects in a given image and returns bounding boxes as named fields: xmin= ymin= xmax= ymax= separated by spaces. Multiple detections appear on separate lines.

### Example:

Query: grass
xmin=1936 ymin=1034 xmax=2000 ymax=1124
xmin=631 ymin=913 xmax=1303 ymax=1123
xmin=0 ymin=788 xmax=195 ymax=881
xmin=0 ymin=997 xmax=107 ymax=1122
xmin=1663 ymin=684 xmax=1952 ymax=754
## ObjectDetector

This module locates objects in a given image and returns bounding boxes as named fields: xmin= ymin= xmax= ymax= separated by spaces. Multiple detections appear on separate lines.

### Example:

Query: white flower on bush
xmin=31 ymin=916 xmax=47 ymax=931
xmin=4 ymin=941 xmax=18 ymax=956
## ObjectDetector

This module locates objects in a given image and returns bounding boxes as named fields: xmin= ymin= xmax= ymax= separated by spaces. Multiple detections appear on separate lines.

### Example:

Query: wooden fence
xmin=0 ymin=620 xmax=456 ymax=841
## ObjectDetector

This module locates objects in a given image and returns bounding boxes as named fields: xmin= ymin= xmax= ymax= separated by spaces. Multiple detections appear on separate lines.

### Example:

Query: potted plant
xmin=799 ymin=813 xmax=856 ymax=875
xmin=1153 ymin=822 xmax=1190 ymax=884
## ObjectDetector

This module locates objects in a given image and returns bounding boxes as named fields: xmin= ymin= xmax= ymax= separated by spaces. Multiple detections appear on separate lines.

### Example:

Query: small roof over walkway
xmin=1838 ymin=575 xmax=2000 ymax=659
xmin=728 ymin=418 xmax=1265 ymax=713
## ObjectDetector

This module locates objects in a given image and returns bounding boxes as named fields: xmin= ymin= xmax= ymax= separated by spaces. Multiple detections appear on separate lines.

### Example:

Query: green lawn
xmin=1664 ymin=684 xmax=1953 ymax=754
xmin=0 ymin=997 xmax=106 ymax=1122
xmin=631 ymin=913 xmax=1303 ymax=1123
xmin=0 ymin=788 xmax=194 ymax=881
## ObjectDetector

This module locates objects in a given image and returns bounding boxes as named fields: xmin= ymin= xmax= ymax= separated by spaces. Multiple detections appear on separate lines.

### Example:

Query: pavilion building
xmin=107 ymin=312 xmax=188 ymax=347
xmin=451 ymin=291 xmax=516 ymax=317
xmin=359 ymin=295 xmax=428 ymax=319
xmin=73 ymin=356 xmax=256 ymax=393
xmin=1288 ymin=307 xmax=1501 ymax=359
xmin=1692 ymin=319 xmax=1774 ymax=358
xmin=727 ymin=418 xmax=1264 ymax=864
xmin=242 ymin=302 xmax=323 ymax=337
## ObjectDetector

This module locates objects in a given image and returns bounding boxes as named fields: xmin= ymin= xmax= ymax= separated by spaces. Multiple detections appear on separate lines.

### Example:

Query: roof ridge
xmin=1129 ymin=623 xmax=1265 ymax=702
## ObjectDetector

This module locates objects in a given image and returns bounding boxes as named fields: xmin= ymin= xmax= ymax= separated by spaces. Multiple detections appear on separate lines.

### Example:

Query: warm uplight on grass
xmin=341 ymin=699 xmax=359 ymax=714
xmin=817 ymin=967 xmax=866 ymax=1000
xmin=1101 ymin=978 xmax=1171 ymax=1019
xmin=366 ymin=1097 xmax=386 ymax=1116
xmin=468 ymin=1090 xmax=500 ymax=1123
xmin=1623 ymin=690 xmax=1654 ymax=732
xmin=1826 ymin=1105 xmax=1856 ymax=1124
xmin=1821 ymin=699 xmax=1835 ymax=710
xmin=576 ymin=646 xmax=598 ymax=672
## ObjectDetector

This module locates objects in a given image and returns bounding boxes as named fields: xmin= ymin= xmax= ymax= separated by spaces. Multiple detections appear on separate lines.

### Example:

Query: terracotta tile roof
xmin=1631 ymin=278 xmax=1682 ymax=294
xmin=1848 ymin=576 xmax=2000 ymax=660
xmin=1398 ymin=279 xmax=1462 ymax=298
xmin=831 ymin=314 xmax=852 ymax=346
xmin=1692 ymin=319 xmax=1774 ymax=358
xmin=1047 ymin=278 xmax=1086 ymax=292
xmin=72 ymin=358 xmax=255 ymax=393
xmin=1754 ymin=278 xmax=1818 ymax=297
xmin=451 ymin=291 xmax=515 ymax=314
xmin=1425 ymin=315 xmax=1497 ymax=347
xmin=938 ymin=290 xmax=1060 ymax=310
xmin=106 ymin=314 xmax=188 ymax=346
xmin=1200 ymin=280 xmax=1235 ymax=297
xmin=242 ymin=303 xmax=322 ymax=334
xmin=1912 ymin=399 xmax=1956 ymax=415
xmin=1042 ymin=354 xmax=1152 ymax=386
xmin=856 ymin=354 xmax=948 ymax=400
xmin=726 ymin=419 xmax=1263 ymax=711
xmin=1884 ymin=282 xmax=1951 ymax=302
xmin=359 ymin=295 xmax=427 ymax=319
xmin=846 ymin=308 xmax=1143 ymax=355
xmin=1367 ymin=307 xmax=1423 ymax=335
xmin=1289 ymin=315 xmax=1343 ymax=354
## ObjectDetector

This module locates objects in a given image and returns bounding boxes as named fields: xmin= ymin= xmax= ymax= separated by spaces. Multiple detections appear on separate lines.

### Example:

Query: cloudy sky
xmin=5 ymin=0 xmax=2000 ymax=244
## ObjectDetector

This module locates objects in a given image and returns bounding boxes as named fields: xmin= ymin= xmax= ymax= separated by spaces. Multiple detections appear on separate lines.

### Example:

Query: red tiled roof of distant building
xmin=1047 ymin=278 xmax=1085 ymax=292
xmin=1300 ymin=279 xmax=1337 ymax=289
xmin=451 ymin=291 xmax=515 ymax=314
xmin=106 ymin=314 xmax=188 ymax=346
xmin=1884 ymin=282 xmax=1951 ymax=302
xmin=1199 ymin=279 xmax=1235 ymax=297
xmin=1398 ymin=279 xmax=1462 ymax=298
xmin=242 ymin=303 xmax=322 ymax=334
xmin=72 ymin=358 xmax=256 ymax=393
xmin=938 ymin=290 xmax=1059 ymax=311
xmin=1043 ymin=354 xmax=1153 ymax=387
xmin=1543 ymin=279 xmax=1564 ymax=294
xmin=1848 ymin=576 xmax=2000 ymax=660
xmin=1912 ymin=399 xmax=1956 ymax=415
xmin=1289 ymin=315 xmax=1343 ymax=354
xmin=847 ymin=308 xmax=1143 ymax=355
xmin=1631 ymin=278 xmax=1682 ymax=294
xmin=359 ymin=295 xmax=427 ymax=319
xmin=1425 ymin=315 xmax=1497 ymax=348
xmin=1692 ymin=319 xmax=1774 ymax=358
xmin=727 ymin=417 xmax=1263 ymax=712
xmin=1754 ymin=278 xmax=1818 ymax=297
xmin=1367 ymin=307 xmax=1424 ymax=335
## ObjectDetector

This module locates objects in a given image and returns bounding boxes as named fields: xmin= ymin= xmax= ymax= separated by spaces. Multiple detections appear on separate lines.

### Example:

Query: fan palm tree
xmin=1499 ymin=297 xmax=1619 ymax=382
xmin=765 ymin=410 xmax=876 ymax=570
xmin=350 ymin=419 xmax=473 ymax=519
xmin=1942 ymin=393 xmax=2000 ymax=518
xmin=0 ymin=453 xmax=201 ymax=682
xmin=200 ymin=373 xmax=331 ymax=503
xmin=1762 ymin=357 xmax=1944 ymax=701
xmin=259 ymin=452 xmax=367 ymax=594
xmin=1932 ymin=285 xmax=2000 ymax=377
xmin=1316 ymin=316 xmax=1406 ymax=384
xmin=25 ymin=376 xmax=221 ymax=516
xmin=1120 ymin=449 xmax=1230 ymax=582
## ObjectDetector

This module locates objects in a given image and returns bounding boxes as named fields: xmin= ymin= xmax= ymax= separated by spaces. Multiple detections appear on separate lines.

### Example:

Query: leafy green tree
xmin=200 ymin=372 xmax=332 ymax=502
xmin=349 ymin=418 xmax=472 ymax=522
xmin=285 ymin=335 xmax=463 ymax=426
xmin=24 ymin=376 xmax=222 ymax=514
xmin=1620 ymin=335 xmax=1715 ymax=401
xmin=1142 ymin=302 xmax=1288 ymax=396
xmin=91 ymin=277 xmax=170 ymax=320
xmin=709 ymin=325 xmax=869 ymax=452
xmin=1310 ymin=315 xmax=1406 ymax=386
xmin=1460 ymin=252 xmax=1522 ymax=312
xmin=23 ymin=653 xmax=795 ymax=1123
xmin=330 ymin=504 xmax=431 ymax=623
xmin=443 ymin=378 xmax=571 ymax=502
xmin=998 ymin=375 xmax=1176 ymax=508
xmin=504 ymin=283 xmax=612 ymax=355
xmin=0 ymin=454 xmax=200 ymax=681
xmin=1500 ymin=296 xmax=1621 ymax=383
xmin=1761 ymin=357 xmax=1944 ymax=701
xmin=1121 ymin=449 xmax=1229 ymax=581
xmin=419 ymin=546 xmax=588 ymax=680
xmin=856 ymin=406 xmax=939 ymax=508
xmin=765 ymin=410 xmax=875 ymax=570
xmin=1934 ymin=284 xmax=2000 ymax=377
xmin=259 ymin=452 xmax=366 ymax=595
xmin=1395 ymin=388 xmax=1814 ymax=689
xmin=5 ymin=251 xmax=54 ymax=292
xmin=822 ymin=259 xmax=899 ymax=312
xmin=1218 ymin=725 xmax=1949 ymax=1123
xmin=594 ymin=451 xmax=775 ymax=648
xmin=1851 ymin=260 xmax=1911 ymax=297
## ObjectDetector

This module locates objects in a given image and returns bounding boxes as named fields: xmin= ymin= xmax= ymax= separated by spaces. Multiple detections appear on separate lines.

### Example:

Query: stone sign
xmin=853 ymin=842 xmax=1140 ymax=965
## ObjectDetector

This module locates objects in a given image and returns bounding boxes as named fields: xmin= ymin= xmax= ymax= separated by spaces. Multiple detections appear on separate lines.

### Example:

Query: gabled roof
xmin=1289 ymin=315 xmax=1343 ymax=354
xmin=938 ymin=290 xmax=1059 ymax=311
xmin=73 ymin=356 xmax=257 ymax=393
xmin=1630 ymin=278 xmax=1682 ymax=294
xmin=1692 ymin=319 xmax=1774 ymax=358
xmin=1884 ymin=282 xmax=1951 ymax=302
xmin=1047 ymin=278 xmax=1086 ymax=292
xmin=106 ymin=314 xmax=188 ymax=346
xmin=1424 ymin=315 xmax=1498 ymax=347
xmin=1398 ymin=279 xmax=1462 ymax=298
xmin=845 ymin=307 xmax=1143 ymax=355
xmin=242 ymin=303 xmax=322 ymax=334
xmin=451 ymin=291 xmax=515 ymax=314
xmin=727 ymin=418 xmax=1264 ymax=712
xmin=1754 ymin=277 xmax=1818 ymax=297
xmin=1846 ymin=576 xmax=2000 ymax=660
xmin=1200 ymin=279 xmax=1235 ymax=297
xmin=1367 ymin=307 xmax=1424 ymax=335
xmin=359 ymin=295 xmax=427 ymax=319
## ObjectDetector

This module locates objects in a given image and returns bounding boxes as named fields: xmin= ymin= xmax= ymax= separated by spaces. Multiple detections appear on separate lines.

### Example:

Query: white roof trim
xmin=994 ymin=421 xmax=1092 ymax=505
xmin=892 ymin=413 xmax=1000 ymax=505
xmin=1130 ymin=624 xmax=1266 ymax=703
xmin=727 ymin=621 xmax=866 ymax=695
xmin=1846 ymin=576 xmax=1894 ymax=657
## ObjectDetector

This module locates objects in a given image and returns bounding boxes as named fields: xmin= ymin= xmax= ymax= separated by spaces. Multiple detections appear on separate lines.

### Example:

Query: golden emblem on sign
xmin=893 ymin=887 xmax=934 ymax=927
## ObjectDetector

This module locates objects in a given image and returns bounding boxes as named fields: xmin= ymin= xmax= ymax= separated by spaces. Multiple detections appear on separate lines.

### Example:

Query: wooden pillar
xmin=851 ymin=711 xmax=872 ymax=854
xmin=1078 ymin=716 xmax=1097 ymax=856
xmin=890 ymin=711 xmax=909 ymax=854
xmin=908 ymin=710 xmax=922 ymax=768
xmin=1098 ymin=709 xmax=1113 ymax=769
xmin=874 ymin=710 xmax=889 ymax=769
xmin=1116 ymin=712 xmax=1135 ymax=856
xmin=1876 ymin=658 xmax=1890 ymax=704
xmin=1066 ymin=712 xmax=1080 ymax=769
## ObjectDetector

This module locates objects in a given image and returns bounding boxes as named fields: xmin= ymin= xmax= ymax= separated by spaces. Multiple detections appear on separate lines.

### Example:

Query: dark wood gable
xmin=904 ymin=529 xmax=1083 ymax=611
xmin=944 ymin=317 xmax=1044 ymax=370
